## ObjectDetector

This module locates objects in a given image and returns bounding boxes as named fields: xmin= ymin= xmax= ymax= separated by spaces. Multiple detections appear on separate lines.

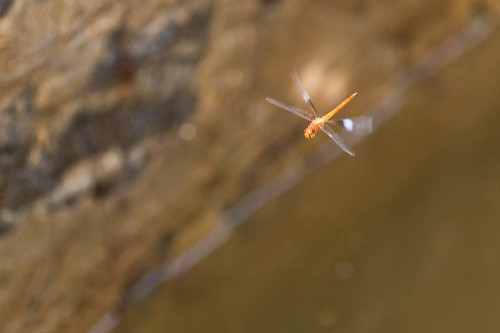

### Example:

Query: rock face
xmin=0 ymin=0 xmax=209 ymax=215
xmin=0 ymin=0 xmax=494 ymax=332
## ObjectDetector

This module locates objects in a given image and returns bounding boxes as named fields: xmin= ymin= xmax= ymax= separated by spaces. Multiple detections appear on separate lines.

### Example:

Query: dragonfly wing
xmin=318 ymin=122 xmax=355 ymax=156
xmin=265 ymin=97 xmax=315 ymax=121
xmin=290 ymin=70 xmax=319 ymax=117
xmin=330 ymin=116 xmax=373 ymax=135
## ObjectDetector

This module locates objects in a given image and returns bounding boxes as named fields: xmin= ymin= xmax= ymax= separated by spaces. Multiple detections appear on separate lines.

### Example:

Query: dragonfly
xmin=266 ymin=71 xmax=373 ymax=156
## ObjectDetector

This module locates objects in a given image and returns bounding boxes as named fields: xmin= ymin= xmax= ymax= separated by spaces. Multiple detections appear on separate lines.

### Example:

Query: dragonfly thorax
xmin=304 ymin=125 xmax=318 ymax=138
xmin=304 ymin=119 xmax=323 ymax=139
xmin=304 ymin=127 xmax=315 ymax=138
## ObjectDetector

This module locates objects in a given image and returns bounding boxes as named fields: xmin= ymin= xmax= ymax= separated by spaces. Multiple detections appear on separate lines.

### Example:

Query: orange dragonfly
xmin=266 ymin=71 xmax=372 ymax=156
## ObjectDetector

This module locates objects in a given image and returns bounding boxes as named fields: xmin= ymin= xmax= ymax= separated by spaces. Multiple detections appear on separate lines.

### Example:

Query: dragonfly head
xmin=304 ymin=127 xmax=316 ymax=139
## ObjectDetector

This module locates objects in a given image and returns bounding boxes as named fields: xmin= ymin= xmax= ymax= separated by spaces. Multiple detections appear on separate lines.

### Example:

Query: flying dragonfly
xmin=266 ymin=71 xmax=373 ymax=156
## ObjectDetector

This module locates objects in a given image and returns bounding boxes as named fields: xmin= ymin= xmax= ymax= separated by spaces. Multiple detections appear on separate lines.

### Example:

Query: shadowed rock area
xmin=0 ymin=0 xmax=498 ymax=332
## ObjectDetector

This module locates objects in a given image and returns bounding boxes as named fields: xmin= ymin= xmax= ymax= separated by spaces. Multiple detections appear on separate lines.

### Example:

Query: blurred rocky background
xmin=0 ymin=0 xmax=499 ymax=332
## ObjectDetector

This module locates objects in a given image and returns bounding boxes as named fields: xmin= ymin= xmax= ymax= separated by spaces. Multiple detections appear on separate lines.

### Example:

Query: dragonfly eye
xmin=304 ymin=127 xmax=316 ymax=139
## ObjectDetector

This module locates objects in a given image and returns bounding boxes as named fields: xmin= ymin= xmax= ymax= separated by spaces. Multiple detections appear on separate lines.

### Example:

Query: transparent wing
xmin=290 ymin=70 xmax=319 ymax=117
xmin=329 ymin=116 xmax=373 ymax=135
xmin=265 ymin=97 xmax=315 ymax=121
xmin=318 ymin=122 xmax=355 ymax=156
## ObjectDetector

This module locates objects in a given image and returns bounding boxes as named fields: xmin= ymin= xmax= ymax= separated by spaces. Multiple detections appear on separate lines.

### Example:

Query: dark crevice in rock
xmin=0 ymin=0 xmax=14 ymax=19
xmin=261 ymin=0 xmax=281 ymax=8
xmin=91 ymin=27 xmax=138 ymax=88
xmin=56 ymin=93 xmax=195 ymax=168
